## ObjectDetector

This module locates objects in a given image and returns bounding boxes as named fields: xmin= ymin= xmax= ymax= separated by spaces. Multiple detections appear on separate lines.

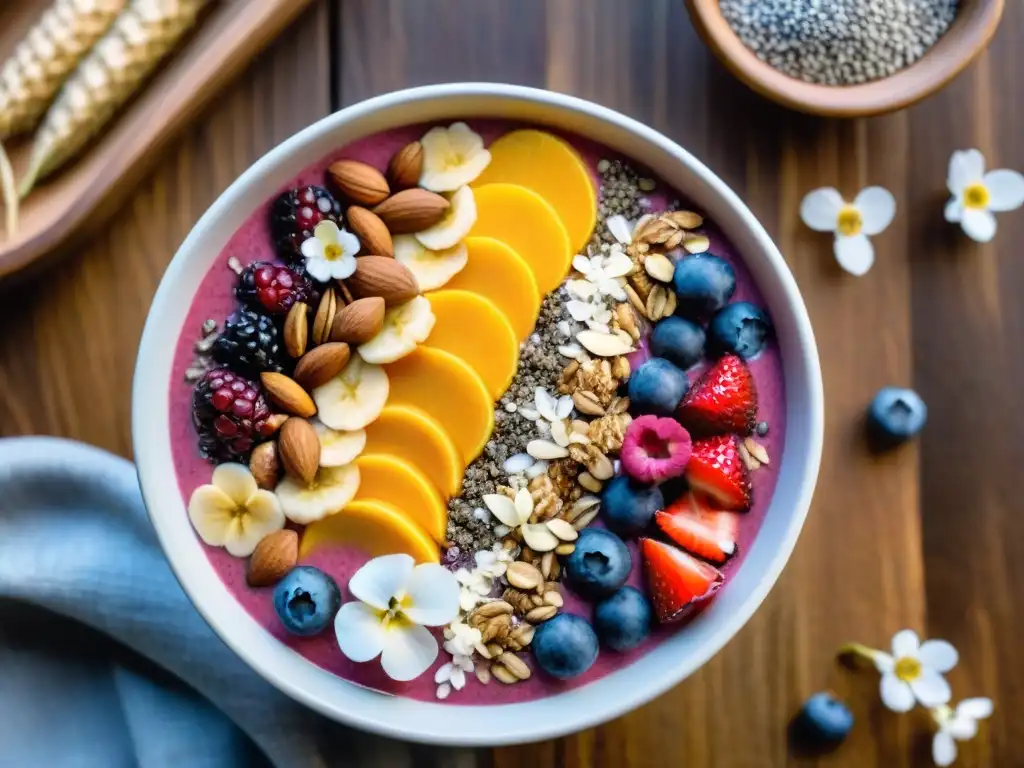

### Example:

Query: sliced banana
xmin=415 ymin=186 xmax=476 ymax=251
xmin=311 ymin=418 xmax=367 ymax=467
xmin=393 ymin=235 xmax=468 ymax=291
xmin=276 ymin=463 xmax=361 ymax=525
xmin=419 ymin=122 xmax=491 ymax=193
xmin=312 ymin=355 xmax=389 ymax=431
xmin=358 ymin=295 xmax=436 ymax=365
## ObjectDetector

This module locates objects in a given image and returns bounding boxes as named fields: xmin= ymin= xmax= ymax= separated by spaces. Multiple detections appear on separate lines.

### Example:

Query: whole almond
xmin=327 ymin=159 xmax=390 ymax=206
xmin=283 ymin=301 xmax=309 ymax=358
xmin=373 ymin=189 xmax=449 ymax=234
xmin=387 ymin=141 xmax=424 ymax=190
xmin=247 ymin=529 xmax=298 ymax=587
xmin=347 ymin=256 xmax=419 ymax=306
xmin=278 ymin=417 xmax=320 ymax=485
xmin=260 ymin=372 xmax=317 ymax=418
xmin=331 ymin=296 xmax=386 ymax=343
xmin=311 ymin=288 xmax=337 ymax=346
xmin=347 ymin=206 xmax=394 ymax=258
xmin=249 ymin=440 xmax=281 ymax=490
xmin=293 ymin=342 xmax=351 ymax=390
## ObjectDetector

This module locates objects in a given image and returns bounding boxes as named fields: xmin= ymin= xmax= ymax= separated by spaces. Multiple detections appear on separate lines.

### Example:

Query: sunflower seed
xmin=644 ymin=252 xmax=675 ymax=282
xmin=578 ymin=472 xmax=603 ymax=493
xmin=525 ymin=605 xmax=558 ymax=623
xmin=527 ymin=440 xmax=569 ymax=460
xmin=546 ymin=518 xmax=579 ymax=542
xmin=576 ymin=330 xmax=634 ymax=357
xmin=572 ymin=390 xmax=605 ymax=416
xmin=744 ymin=437 xmax=770 ymax=465
xmin=506 ymin=561 xmax=544 ymax=590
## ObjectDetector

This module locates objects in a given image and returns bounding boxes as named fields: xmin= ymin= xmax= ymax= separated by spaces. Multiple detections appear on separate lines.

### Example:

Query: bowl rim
xmin=133 ymin=82 xmax=824 ymax=746
xmin=686 ymin=0 xmax=1005 ymax=117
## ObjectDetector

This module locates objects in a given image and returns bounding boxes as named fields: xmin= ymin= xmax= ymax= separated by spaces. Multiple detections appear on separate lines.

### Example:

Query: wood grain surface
xmin=1 ymin=1 xmax=1021 ymax=765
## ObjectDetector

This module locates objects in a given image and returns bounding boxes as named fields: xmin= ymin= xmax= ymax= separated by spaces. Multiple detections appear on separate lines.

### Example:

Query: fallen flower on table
xmin=799 ymin=186 xmax=896 ymax=276
xmin=931 ymin=697 xmax=994 ymax=767
xmin=944 ymin=149 xmax=1024 ymax=243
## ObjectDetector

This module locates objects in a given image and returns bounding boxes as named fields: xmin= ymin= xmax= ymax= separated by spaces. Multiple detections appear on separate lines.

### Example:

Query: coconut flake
xmin=503 ymin=453 xmax=534 ymax=474
xmin=525 ymin=460 xmax=549 ymax=479
xmin=534 ymin=388 xmax=560 ymax=422
xmin=556 ymin=395 xmax=574 ymax=419
xmin=606 ymin=214 xmax=633 ymax=245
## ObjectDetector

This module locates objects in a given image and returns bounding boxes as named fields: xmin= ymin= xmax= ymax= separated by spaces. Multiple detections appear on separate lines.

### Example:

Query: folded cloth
xmin=0 ymin=437 xmax=413 ymax=767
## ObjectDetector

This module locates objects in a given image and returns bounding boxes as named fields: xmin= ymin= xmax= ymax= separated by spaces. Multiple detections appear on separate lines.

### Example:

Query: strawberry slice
xmin=641 ymin=538 xmax=724 ymax=623
xmin=677 ymin=354 xmax=758 ymax=436
xmin=685 ymin=435 xmax=752 ymax=511
xmin=655 ymin=492 xmax=740 ymax=563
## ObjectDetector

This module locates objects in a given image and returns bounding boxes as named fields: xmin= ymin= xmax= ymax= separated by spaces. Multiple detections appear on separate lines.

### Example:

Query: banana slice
xmin=311 ymin=418 xmax=367 ymax=467
xmin=276 ymin=463 xmax=360 ymax=525
xmin=393 ymin=235 xmax=468 ymax=291
xmin=419 ymin=122 xmax=491 ymax=193
xmin=312 ymin=355 xmax=389 ymax=431
xmin=357 ymin=295 xmax=436 ymax=365
xmin=414 ymin=186 xmax=476 ymax=251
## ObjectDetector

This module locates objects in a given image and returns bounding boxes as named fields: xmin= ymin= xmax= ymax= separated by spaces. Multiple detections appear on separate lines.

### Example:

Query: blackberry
xmin=213 ymin=309 xmax=288 ymax=375
xmin=270 ymin=186 xmax=342 ymax=262
xmin=236 ymin=261 xmax=318 ymax=315
xmin=192 ymin=369 xmax=275 ymax=463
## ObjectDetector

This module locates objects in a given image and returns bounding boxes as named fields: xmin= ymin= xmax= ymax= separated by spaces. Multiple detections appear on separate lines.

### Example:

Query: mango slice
xmin=300 ymin=499 xmax=440 ymax=563
xmin=363 ymin=405 xmax=463 ymax=499
xmin=384 ymin=347 xmax=494 ymax=464
xmin=353 ymin=454 xmax=447 ymax=543
xmin=469 ymin=183 xmax=573 ymax=294
xmin=443 ymin=237 xmax=540 ymax=340
xmin=473 ymin=129 xmax=596 ymax=254
xmin=425 ymin=290 xmax=519 ymax=399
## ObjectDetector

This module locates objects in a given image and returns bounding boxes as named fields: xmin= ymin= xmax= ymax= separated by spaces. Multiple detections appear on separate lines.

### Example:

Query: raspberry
xmin=236 ymin=261 xmax=318 ymax=314
xmin=192 ymin=369 xmax=275 ymax=463
xmin=269 ymin=186 xmax=342 ymax=262
xmin=212 ymin=309 xmax=288 ymax=376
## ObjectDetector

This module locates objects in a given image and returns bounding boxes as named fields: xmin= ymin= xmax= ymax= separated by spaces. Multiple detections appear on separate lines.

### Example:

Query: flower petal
xmin=834 ymin=233 xmax=874 ymax=276
xmin=380 ymin=623 xmax=438 ymax=681
xmin=854 ymin=187 xmax=896 ymax=236
xmin=348 ymin=554 xmax=415 ymax=610
xmin=880 ymin=673 xmax=916 ymax=712
xmin=946 ymin=714 xmax=978 ymax=741
xmin=982 ymin=169 xmax=1024 ymax=212
xmin=572 ymin=255 xmax=592 ymax=275
xmin=402 ymin=563 xmax=460 ymax=626
xmin=961 ymin=208 xmax=997 ymax=243
xmin=918 ymin=639 xmax=959 ymax=673
xmin=891 ymin=629 xmax=920 ymax=658
xmin=910 ymin=668 xmax=952 ymax=707
xmin=948 ymin=149 xmax=986 ymax=194
xmin=514 ymin=487 xmax=534 ymax=522
xmin=305 ymin=258 xmax=332 ymax=283
xmin=957 ymin=697 xmax=994 ymax=721
xmin=329 ymin=253 xmax=358 ymax=280
xmin=187 ymin=485 xmax=236 ymax=547
xmin=873 ymin=651 xmax=895 ymax=674
xmin=301 ymin=237 xmax=325 ymax=259
xmin=800 ymin=187 xmax=845 ymax=232
xmin=212 ymin=463 xmax=258 ymax=505
xmin=932 ymin=730 xmax=957 ymax=767
xmin=944 ymin=198 xmax=963 ymax=223
xmin=334 ymin=601 xmax=388 ymax=662
xmin=337 ymin=227 xmax=362 ymax=257
xmin=482 ymin=493 xmax=521 ymax=527
xmin=314 ymin=219 xmax=341 ymax=243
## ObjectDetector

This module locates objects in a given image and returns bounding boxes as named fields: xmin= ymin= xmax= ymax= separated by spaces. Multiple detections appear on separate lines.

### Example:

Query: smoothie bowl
xmin=133 ymin=83 xmax=823 ymax=745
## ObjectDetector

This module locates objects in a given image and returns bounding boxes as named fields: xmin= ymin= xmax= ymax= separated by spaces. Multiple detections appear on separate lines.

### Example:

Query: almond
xmin=373 ymin=189 xmax=449 ymax=234
xmin=260 ymin=372 xmax=317 ymax=418
xmin=278 ymin=417 xmax=321 ymax=485
xmin=264 ymin=413 xmax=290 ymax=435
xmin=330 ymin=296 xmax=385 ymax=344
xmin=247 ymin=529 xmax=298 ymax=587
xmin=327 ymin=159 xmax=390 ymax=206
xmin=347 ymin=206 xmax=394 ymax=258
xmin=311 ymin=287 xmax=337 ymax=346
xmin=387 ymin=141 xmax=424 ymax=190
xmin=346 ymin=256 xmax=419 ymax=306
xmin=283 ymin=301 xmax=309 ymax=358
xmin=293 ymin=342 xmax=351 ymax=390
xmin=249 ymin=440 xmax=281 ymax=490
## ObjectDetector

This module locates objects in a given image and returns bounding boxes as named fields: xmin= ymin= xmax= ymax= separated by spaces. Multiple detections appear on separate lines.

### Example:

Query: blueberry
xmin=273 ymin=566 xmax=341 ymax=636
xmin=672 ymin=254 xmax=736 ymax=319
xmin=565 ymin=528 xmax=633 ymax=598
xmin=593 ymin=586 xmax=653 ymax=651
xmin=532 ymin=613 xmax=599 ymax=679
xmin=628 ymin=358 xmax=689 ymax=415
xmin=707 ymin=301 xmax=771 ymax=359
xmin=650 ymin=316 xmax=706 ymax=370
xmin=601 ymin=474 xmax=663 ymax=536
xmin=867 ymin=387 xmax=927 ymax=447
xmin=794 ymin=692 xmax=854 ymax=745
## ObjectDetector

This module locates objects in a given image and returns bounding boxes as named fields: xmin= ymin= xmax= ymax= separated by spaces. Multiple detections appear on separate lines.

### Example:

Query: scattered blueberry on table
xmin=672 ymin=253 xmax=737 ymax=319
xmin=628 ymin=357 xmax=689 ymax=416
xmin=594 ymin=586 xmax=654 ymax=651
xmin=793 ymin=692 xmax=854 ymax=747
xmin=532 ymin=613 xmax=600 ymax=680
xmin=707 ymin=301 xmax=771 ymax=359
xmin=273 ymin=565 xmax=341 ymax=636
xmin=565 ymin=528 xmax=633 ymax=599
xmin=601 ymin=474 xmax=665 ymax=536
xmin=867 ymin=386 xmax=927 ymax=447
xmin=650 ymin=316 xmax=706 ymax=370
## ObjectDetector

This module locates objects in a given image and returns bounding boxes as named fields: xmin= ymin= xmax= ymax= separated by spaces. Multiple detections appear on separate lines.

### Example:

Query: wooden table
xmin=1 ymin=1 xmax=1020 ymax=765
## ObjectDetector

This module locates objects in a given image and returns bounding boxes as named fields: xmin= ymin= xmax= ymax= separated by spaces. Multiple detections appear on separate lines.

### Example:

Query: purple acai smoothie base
xmin=169 ymin=120 xmax=787 ymax=704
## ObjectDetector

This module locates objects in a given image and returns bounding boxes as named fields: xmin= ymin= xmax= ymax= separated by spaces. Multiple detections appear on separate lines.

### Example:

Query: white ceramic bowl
xmin=133 ymin=83 xmax=823 ymax=746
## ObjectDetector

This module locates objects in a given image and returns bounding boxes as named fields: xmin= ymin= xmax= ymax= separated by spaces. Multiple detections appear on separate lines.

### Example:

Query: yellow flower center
xmin=963 ymin=183 xmax=990 ymax=209
xmin=444 ymin=150 xmax=465 ymax=169
xmin=836 ymin=205 xmax=863 ymax=237
xmin=324 ymin=243 xmax=343 ymax=261
xmin=380 ymin=596 xmax=414 ymax=630
xmin=894 ymin=656 xmax=922 ymax=683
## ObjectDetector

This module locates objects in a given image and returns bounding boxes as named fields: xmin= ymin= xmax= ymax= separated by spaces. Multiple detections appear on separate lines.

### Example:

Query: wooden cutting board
xmin=0 ymin=0 xmax=314 ymax=281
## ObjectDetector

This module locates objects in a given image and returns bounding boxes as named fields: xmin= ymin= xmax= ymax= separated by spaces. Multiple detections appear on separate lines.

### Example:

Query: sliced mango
xmin=425 ymin=290 xmax=519 ymax=399
xmin=469 ymin=183 xmax=573 ymax=295
xmin=443 ymin=237 xmax=540 ymax=340
xmin=300 ymin=499 xmax=440 ymax=563
xmin=363 ymin=405 xmax=463 ymax=499
xmin=353 ymin=454 xmax=447 ymax=543
xmin=384 ymin=347 xmax=494 ymax=464
xmin=473 ymin=129 xmax=596 ymax=253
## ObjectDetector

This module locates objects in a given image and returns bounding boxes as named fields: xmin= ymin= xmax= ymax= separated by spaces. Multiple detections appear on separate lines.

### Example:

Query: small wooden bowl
xmin=685 ymin=0 xmax=1005 ymax=117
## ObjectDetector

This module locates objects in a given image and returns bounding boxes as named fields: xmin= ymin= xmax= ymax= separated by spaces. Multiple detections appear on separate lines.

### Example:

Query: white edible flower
xmin=301 ymin=220 xmax=360 ymax=281
xmin=944 ymin=149 xmax=1024 ymax=242
xmin=187 ymin=463 xmax=284 ymax=557
xmin=931 ymin=698 xmax=993 ymax=767
xmin=872 ymin=629 xmax=958 ymax=712
xmin=334 ymin=554 xmax=459 ymax=681
xmin=800 ymin=186 xmax=896 ymax=276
